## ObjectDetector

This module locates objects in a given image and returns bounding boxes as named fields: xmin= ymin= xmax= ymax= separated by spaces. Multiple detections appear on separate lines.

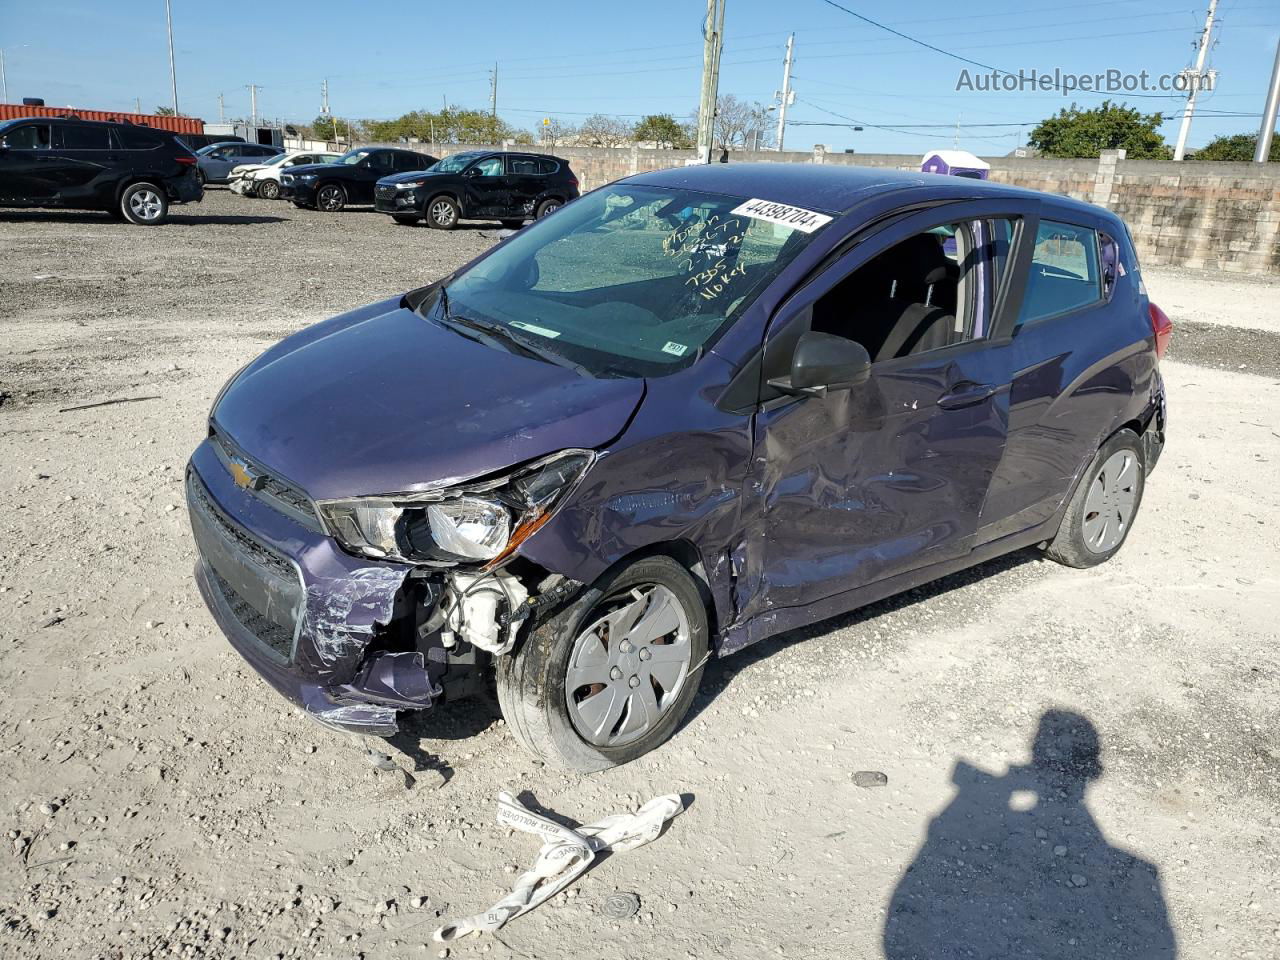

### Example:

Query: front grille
xmin=209 ymin=428 xmax=322 ymax=531
xmin=375 ymin=185 xmax=396 ymax=200
xmin=211 ymin=569 xmax=296 ymax=663
xmin=188 ymin=470 xmax=295 ymax=581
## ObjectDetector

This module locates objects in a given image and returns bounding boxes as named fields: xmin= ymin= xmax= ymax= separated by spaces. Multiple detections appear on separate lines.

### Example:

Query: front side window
xmin=430 ymin=152 xmax=483 ymax=174
xmin=440 ymin=184 xmax=826 ymax=378
xmin=2 ymin=123 xmax=51 ymax=149
xmin=337 ymin=150 xmax=371 ymax=165
xmin=1018 ymin=220 xmax=1102 ymax=324
xmin=471 ymin=156 xmax=504 ymax=177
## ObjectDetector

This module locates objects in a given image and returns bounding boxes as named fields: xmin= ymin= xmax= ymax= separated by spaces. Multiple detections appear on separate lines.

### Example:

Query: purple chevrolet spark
xmin=188 ymin=164 xmax=1169 ymax=771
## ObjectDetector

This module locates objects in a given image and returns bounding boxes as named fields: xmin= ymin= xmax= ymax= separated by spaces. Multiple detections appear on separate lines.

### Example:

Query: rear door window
xmin=1018 ymin=220 xmax=1102 ymax=324
xmin=54 ymin=124 xmax=111 ymax=149
xmin=508 ymin=155 xmax=540 ymax=175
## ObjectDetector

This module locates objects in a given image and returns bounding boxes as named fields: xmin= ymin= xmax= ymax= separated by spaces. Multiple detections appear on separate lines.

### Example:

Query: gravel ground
xmin=1 ymin=189 xmax=1278 ymax=959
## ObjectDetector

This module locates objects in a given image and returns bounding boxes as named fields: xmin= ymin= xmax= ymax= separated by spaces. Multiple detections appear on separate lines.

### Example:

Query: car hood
xmin=231 ymin=163 xmax=270 ymax=175
xmin=283 ymin=162 xmax=346 ymax=177
xmin=378 ymin=170 xmax=450 ymax=186
xmin=212 ymin=297 xmax=645 ymax=501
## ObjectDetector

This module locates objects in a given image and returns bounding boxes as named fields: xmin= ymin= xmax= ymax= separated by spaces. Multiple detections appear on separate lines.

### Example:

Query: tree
xmin=154 ymin=106 xmax=185 ymax=117
xmin=310 ymin=114 xmax=358 ymax=141
xmin=577 ymin=113 xmax=632 ymax=147
xmin=688 ymin=95 xmax=774 ymax=150
xmin=1195 ymin=132 xmax=1279 ymax=162
xmin=364 ymin=106 xmax=515 ymax=144
xmin=633 ymin=113 xmax=691 ymax=149
xmin=1029 ymin=101 xmax=1169 ymax=159
xmin=540 ymin=117 xmax=576 ymax=147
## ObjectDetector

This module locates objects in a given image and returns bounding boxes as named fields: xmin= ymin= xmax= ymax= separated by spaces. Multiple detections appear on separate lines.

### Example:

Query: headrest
xmin=923 ymin=261 xmax=960 ymax=285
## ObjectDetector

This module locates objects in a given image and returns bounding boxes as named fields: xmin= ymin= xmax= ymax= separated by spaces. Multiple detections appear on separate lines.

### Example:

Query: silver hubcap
xmin=318 ymin=187 xmax=342 ymax=210
xmin=431 ymin=200 xmax=455 ymax=225
xmin=565 ymin=585 xmax=692 ymax=747
xmin=1082 ymin=450 xmax=1139 ymax=553
xmin=129 ymin=189 xmax=162 ymax=220
xmin=260 ymin=181 xmax=277 ymax=198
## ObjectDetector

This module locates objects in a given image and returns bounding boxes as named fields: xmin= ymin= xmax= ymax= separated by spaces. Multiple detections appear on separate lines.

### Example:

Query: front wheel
xmin=120 ymin=182 xmax=169 ymax=225
xmin=256 ymin=179 xmax=280 ymax=200
xmin=1045 ymin=428 xmax=1145 ymax=568
xmin=315 ymin=183 xmax=346 ymax=212
xmin=496 ymin=556 xmax=708 ymax=772
xmin=426 ymin=195 xmax=460 ymax=230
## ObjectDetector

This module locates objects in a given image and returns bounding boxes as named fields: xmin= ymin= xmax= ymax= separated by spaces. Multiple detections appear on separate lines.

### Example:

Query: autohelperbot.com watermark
xmin=956 ymin=68 xmax=1214 ymax=97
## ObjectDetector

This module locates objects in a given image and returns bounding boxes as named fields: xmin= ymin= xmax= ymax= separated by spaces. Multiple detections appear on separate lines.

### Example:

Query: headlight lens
xmin=396 ymin=179 xmax=426 ymax=189
xmin=298 ymin=173 xmax=317 ymax=181
xmin=317 ymin=449 xmax=593 ymax=565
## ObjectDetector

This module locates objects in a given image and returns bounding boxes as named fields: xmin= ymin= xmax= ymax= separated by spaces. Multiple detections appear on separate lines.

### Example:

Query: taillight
xmin=1149 ymin=302 xmax=1172 ymax=360
xmin=175 ymin=155 xmax=197 ymax=166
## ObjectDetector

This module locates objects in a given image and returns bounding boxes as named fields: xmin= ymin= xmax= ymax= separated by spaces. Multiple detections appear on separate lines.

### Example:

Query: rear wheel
xmin=496 ymin=556 xmax=708 ymax=772
xmin=257 ymin=179 xmax=280 ymax=200
xmin=392 ymin=214 xmax=420 ymax=226
xmin=1045 ymin=429 xmax=1145 ymax=568
xmin=426 ymin=196 xmax=460 ymax=230
xmin=120 ymin=182 xmax=169 ymax=225
xmin=315 ymin=183 xmax=346 ymax=212
xmin=534 ymin=198 xmax=561 ymax=219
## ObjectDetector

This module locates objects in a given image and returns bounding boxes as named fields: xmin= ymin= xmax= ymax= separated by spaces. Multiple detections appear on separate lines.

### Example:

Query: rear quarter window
xmin=538 ymin=158 xmax=561 ymax=176
xmin=1018 ymin=219 xmax=1102 ymax=325
xmin=114 ymin=127 xmax=165 ymax=149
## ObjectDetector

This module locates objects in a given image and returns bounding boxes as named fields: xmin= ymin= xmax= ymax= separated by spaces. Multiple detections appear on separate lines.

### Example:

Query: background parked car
xmin=228 ymin=150 xmax=343 ymax=199
xmin=375 ymin=151 xmax=579 ymax=229
xmin=177 ymin=133 xmax=245 ymax=152
xmin=0 ymin=116 xmax=201 ymax=225
xmin=196 ymin=141 xmax=285 ymax=185
xmin=279 ymin=147 xmax=436 ymax=212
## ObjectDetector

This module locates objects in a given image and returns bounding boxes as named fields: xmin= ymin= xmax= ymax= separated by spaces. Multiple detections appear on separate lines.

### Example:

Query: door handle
xmin=937 ymin=381 xmax=1001 ymax=409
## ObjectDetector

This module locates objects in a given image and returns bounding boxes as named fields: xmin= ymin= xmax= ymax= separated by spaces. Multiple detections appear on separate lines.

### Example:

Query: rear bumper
xmin=186 ymin=438 xmax=440 ymax=737
xmin=170 ymin=174 xmax=203 ymax=204
xmin=1143 ymin=377 xmax=1167 ymax=475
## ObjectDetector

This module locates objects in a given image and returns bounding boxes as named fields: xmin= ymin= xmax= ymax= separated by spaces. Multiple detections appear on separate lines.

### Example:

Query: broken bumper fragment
xmin=187 ymin=438 xmax=440 ymax=737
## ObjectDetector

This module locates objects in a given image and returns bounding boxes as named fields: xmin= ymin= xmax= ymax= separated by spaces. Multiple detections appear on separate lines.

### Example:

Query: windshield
xmin=338 ymin=150 xmax=370 ymax=165
xmin=439 ymin=183 xmax=826 ymax=378
xmin=429 ymin=152 xmax=485 ymax=174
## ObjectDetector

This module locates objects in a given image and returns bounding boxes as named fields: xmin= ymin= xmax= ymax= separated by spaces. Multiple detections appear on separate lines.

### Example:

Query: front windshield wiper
xmin=424 ymin=286 xmax=595 ymax=377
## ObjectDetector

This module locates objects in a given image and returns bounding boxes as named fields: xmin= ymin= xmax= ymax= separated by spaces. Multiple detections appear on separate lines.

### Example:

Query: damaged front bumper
xmin=187 ymin=438 xmax=444 ymax=737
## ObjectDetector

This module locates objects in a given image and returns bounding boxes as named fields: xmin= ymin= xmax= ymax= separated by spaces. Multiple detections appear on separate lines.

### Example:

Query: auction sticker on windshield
xmin=509 ymin=320 xmax=561 ymax=338
xmin=730 ymin=199 xmax=833 ymax=233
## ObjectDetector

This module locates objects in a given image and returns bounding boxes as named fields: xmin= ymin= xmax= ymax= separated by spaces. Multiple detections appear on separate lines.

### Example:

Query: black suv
xmin=0 ymin=117 xmax=202 ymax=225
xmin=279 ymin=147 xmax=437 ymax=212
xmin=374 ymin=151 xmax=579 ymax=229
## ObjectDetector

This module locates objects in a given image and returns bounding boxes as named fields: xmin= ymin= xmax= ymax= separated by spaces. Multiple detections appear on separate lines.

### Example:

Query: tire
xmin=426 ymin=195 xmax=460 ymax=230
xmin=500 ymin=219 xmax=525 ymax=230
xmin=315 ymin=183 xmax=346 ymax=212
xmin=392 ymin=214 xmax=420 ymax=226
xmin=496 ymin=556 xmax=708 ymax=772
xmin=120 ymin=182 xmax=169 ymax=225
xmin=256 ymin=179 xmax=280 ymax=200
xmin=1045 ymin=428 xmax=1145 ymax=569
xmin=534 ymin=198 xmax=562 ymax=220
xmin=195 ymin=169 xmax=205 ymax=188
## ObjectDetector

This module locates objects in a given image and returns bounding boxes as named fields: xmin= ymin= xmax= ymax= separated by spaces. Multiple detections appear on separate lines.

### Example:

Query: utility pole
xmin=489 ymin=62 xmax=498 ymax=122
xmin=247 ymin=83 xmax=259 ymax=129
xmin=1 ymin=50 xmax=6 ymax=103
xmin=135 ymin=96 xmax=142 ymax=114
xmin=1173 ymin=0 xmax=1219 ymax=162
xmin=695 ymin=0 xmax=726 ymax=163
xmin=1256 ymin=37 xmax=1280 ymax=163
xmin=164 ymin=0 xmax=179 ymax=115
xmin=217 ymin=92 xmax=224 ymax=122
xmin=321 ymin=77 xmax=329 ymax=116
xmin=774 ymin=33 xmax=794 ymax=152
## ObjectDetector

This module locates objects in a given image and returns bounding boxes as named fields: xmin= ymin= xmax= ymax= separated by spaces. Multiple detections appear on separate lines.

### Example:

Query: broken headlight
xmin=316 ymin=449 xmax=594 ymax=566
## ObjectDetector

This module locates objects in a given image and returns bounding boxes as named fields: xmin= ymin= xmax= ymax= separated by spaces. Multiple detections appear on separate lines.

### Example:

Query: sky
xmin=2 ymin=0 xmax=1278 ymax=156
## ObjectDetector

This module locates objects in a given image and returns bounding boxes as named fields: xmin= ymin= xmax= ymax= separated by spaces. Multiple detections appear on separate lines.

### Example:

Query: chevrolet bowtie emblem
xmin=228 ymin=456 xmax=264 ymax=491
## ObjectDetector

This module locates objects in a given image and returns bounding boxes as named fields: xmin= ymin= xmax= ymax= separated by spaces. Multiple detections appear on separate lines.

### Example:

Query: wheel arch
xmin=422 ymin=189 xmax=462 ymax=213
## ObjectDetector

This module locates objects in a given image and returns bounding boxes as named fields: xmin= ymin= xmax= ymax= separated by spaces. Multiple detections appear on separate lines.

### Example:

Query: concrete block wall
xmin=363 ymin=139 xmax=1280 ymax=275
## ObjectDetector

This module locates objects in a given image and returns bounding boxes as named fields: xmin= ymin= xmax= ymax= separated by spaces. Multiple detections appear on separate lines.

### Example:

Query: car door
xmin=505 ymin=154 xmax=542 ymax=217
xmin=50 ymin=123 xmax=114 ymax=197
xmin=0 ymin=122 xmax=55 ymax=202
xmin=203 ymin=145 xmax=237 ymax=180
xmin=738 ymin=201 xmax=1034 ymax=621
xmin=461 ymin=154 xmax=506 ymax=215
xmin=352 ymin=151 xmax=395 ymax=202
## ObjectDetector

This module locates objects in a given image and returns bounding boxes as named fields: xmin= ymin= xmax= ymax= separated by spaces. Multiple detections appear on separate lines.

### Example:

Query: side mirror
xmin=463 ymin=166 xmax=480 ymax=178
xmin=768 ymin=331 xmax=871 ymax=397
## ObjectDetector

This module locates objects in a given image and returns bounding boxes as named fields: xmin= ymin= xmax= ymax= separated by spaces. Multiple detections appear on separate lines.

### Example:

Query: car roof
xmin=626 ymin=162 xmax=1110 ymax=222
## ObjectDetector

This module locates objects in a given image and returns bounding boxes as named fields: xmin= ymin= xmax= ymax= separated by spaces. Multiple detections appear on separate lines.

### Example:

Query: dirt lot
xmin=1 ymin=189 xmax=1278 ymax=960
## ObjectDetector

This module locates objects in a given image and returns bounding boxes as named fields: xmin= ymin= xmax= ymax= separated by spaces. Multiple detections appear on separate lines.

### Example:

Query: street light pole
xmin=1173 ymin=0 xmax=1219 ymax=162
xmin=164 ymin=0 xmax=179 ymax=115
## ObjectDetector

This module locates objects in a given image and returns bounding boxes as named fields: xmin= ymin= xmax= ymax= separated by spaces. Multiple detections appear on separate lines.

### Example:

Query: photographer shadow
xmin=884 ymin=710 xmax=1177 ymax=959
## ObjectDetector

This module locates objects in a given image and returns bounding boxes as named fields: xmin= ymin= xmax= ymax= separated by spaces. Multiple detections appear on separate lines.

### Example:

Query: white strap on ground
xmin=433 ymin=791 xmax=683 ymax=942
